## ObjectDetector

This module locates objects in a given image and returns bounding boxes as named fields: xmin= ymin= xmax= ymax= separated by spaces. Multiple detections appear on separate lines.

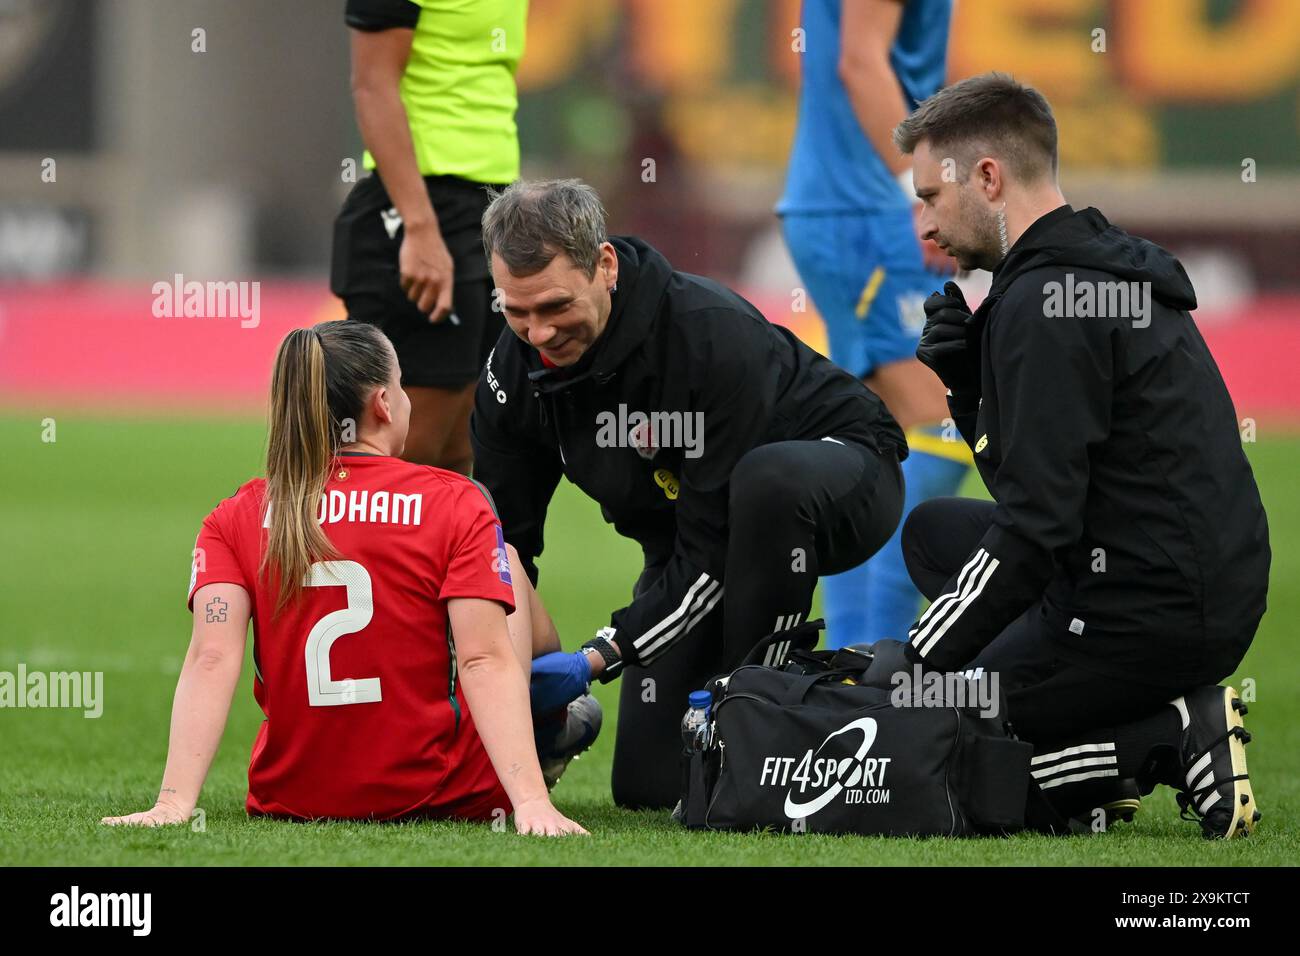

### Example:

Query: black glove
xmin=916 ymin=281 xmax=980 ymax=396
xmin=856 ymin=639 xmax=929 ymax=691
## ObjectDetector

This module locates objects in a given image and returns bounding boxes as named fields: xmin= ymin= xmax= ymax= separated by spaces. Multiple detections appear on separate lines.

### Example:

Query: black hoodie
xmin=910 ymin=205 xmax=1270 ymax=686
xmin=471 ymin=236 xmax=906 ymax=676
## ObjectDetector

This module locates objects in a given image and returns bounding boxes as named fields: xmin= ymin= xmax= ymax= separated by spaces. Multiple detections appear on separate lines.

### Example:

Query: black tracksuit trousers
xmin=610 ymin=438 xmax=903 ymax=809
xmin=902 ymin=497 xmax=1205 ymax=828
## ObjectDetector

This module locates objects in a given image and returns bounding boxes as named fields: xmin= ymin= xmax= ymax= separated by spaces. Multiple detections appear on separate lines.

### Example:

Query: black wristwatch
xmin=582 ymin=627 xmax=624 ymax=682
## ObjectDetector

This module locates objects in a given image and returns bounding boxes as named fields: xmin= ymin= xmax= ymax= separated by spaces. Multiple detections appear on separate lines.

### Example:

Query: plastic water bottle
xmin=681 ymin=690 xmax=712 ymax=754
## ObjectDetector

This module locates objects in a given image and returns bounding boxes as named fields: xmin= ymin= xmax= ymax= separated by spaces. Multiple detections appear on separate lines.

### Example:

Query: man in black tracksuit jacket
xmin=471 ymin=181 xmax=907 ymax=808
xmin=890 ymin=73 xmax=1269 ymax=838
xmin=906 ymin=205 xmax=1269 ymax=689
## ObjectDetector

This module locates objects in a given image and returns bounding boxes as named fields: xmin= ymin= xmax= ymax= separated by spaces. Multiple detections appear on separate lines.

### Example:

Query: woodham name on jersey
xmin=262 ymin=489 xmax=423 ymax=528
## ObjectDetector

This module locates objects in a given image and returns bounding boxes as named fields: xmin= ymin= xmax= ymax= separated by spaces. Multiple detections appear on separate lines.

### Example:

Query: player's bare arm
xmin=837 ymin=0 xmax=954 ymax=430
xmin=102 ymin=583 xmax=250 ymax=827
xmin=449 ymin=597 xmax=587 ymax=836
xmin=842 ymin=0 xmax=955 ymax=277
xmin=502 ymin=543 xmax=563 ymax=676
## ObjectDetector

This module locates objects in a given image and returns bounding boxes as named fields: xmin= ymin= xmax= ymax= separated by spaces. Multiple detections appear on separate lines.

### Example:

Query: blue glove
xmin=529 ymin=651 xmax=592 ymax=716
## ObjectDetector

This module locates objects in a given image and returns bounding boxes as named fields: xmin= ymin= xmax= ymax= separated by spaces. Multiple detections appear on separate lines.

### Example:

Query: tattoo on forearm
xmin=507 ymin=762 xmax=522 ymax=778
xmin=160 ymin=787 xmax=177 ymax=794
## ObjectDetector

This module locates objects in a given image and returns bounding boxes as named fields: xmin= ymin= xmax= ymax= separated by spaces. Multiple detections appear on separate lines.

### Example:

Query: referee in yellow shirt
xmin=332 ymin=0 xmax=528 ymax=473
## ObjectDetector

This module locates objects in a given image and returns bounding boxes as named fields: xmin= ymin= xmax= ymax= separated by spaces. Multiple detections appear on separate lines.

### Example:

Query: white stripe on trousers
xmin=1031 ymin=755 xmax=1118 ymax=780
xmin=1037 ymin=767 xmax=1120 ymax=790
xmin=1031 ymin=742 xmax=1116 ymax=766
xmin=764 ymin=613 xmax=803 ymax=665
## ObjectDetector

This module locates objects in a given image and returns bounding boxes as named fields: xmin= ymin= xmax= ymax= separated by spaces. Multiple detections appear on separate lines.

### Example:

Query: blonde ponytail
xmin=260 ymin=321 xmax=396 ymax=611
xmin=262 ymin=328 xmax=340 ymax=611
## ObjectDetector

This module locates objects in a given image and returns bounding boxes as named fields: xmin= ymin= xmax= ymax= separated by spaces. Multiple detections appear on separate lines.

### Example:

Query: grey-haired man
xmin=471 ymin=179 xmax=908 ymax=809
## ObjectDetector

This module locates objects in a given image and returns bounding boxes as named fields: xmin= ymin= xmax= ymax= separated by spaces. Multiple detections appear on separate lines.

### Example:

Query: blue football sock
xmin=823 ymin=437 xmax=969 ymax=649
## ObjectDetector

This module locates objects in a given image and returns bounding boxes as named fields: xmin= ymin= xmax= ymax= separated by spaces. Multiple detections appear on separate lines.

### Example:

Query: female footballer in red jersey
xmin=103 ymin=321 xmax=586 ymax=835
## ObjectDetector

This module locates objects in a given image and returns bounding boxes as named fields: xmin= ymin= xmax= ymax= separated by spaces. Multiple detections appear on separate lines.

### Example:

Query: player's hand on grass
xmin=101 ymin=800 xmax=190 ymax=828
xmin=399 ymin=219 xmax=455 ymax=322
xmin=512 ymin=797 xmax=589 ymax=836
xmin=917 ymin=280 xmax=980 ymax=395
xmin=529 ymin=650 xmax=592 ymax=716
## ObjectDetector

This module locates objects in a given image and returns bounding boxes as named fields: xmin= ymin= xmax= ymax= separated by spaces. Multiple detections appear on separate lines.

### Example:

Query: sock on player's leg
xmin=822 ymin=562 xmax=872 ymax=650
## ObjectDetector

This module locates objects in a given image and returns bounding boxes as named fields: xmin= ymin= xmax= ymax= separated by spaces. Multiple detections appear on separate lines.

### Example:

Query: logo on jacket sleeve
xmin=653 ymin=468 xmax=679 ymax=500
xmin=975 ymin=434 xmax=988 ymax=453
xmin=758 ymin=717 xmax=892 ymax=818
xmin=484 ymin=348 xmax=507 ymax=404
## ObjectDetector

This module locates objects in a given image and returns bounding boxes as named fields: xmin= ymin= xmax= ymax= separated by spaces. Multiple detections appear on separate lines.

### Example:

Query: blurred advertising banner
xmin=1 ymin=280 xmax=1297 ymax=425
xmin=949 ymin=0 xmax=1300 ymax=172
xmin=514 ymin=0 xmax=1300 ymax=173
xmin=1 ymin=0 xmax=1294 ymax=281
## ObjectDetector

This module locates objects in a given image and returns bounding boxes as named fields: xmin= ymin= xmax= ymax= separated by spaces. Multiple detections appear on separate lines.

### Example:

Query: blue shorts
xmin=782 ymin=209 xmax=938 ymax=379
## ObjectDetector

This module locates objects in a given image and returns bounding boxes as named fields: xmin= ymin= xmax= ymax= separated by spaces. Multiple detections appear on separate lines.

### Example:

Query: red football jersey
xmin=187 ymin=453 xmax=516 ymax=821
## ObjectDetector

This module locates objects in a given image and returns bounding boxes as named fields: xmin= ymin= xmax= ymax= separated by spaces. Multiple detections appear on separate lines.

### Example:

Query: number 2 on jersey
xmin=303 ymin=560 xmax=382 ymax=707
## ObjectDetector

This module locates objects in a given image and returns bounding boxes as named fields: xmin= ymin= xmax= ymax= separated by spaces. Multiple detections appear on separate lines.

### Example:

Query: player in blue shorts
xmin=778 ymin=0 xmax=971 ymax=648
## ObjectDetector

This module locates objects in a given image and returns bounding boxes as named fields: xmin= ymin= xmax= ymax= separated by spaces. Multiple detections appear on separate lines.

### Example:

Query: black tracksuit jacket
xmin=471 ymin=236 xmax=907 ymax=678
xmin=910 ymin=205 xmax=1270 ymax=686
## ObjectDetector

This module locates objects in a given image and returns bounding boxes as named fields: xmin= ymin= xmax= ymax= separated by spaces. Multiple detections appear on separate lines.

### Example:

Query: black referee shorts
xmin=611 ymin=436 xmax=904 ymax=809
xmin=330 ymin=172 xmax=506 ymax=389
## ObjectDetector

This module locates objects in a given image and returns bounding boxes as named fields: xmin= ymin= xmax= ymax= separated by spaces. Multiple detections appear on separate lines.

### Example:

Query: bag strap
xmin=778 ymin=667 xmax=863 ymax=706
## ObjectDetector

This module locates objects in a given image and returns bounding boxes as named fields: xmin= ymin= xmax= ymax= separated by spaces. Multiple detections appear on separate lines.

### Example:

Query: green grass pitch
xmin=0 ymin=413 xmax=1296 ymax=865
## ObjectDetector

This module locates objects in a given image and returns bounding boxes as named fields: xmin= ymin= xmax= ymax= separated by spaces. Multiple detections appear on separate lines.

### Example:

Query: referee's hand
xmin=917 ymin=281 xmax=979 ymax=395
xmin=399 ymin=220 xmax=455 ymax=322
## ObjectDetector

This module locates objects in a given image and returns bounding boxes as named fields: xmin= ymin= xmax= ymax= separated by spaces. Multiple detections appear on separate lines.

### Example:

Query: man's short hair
xmin=481 ymin=178 xmax=608 ymax=278
xmin=893 ymin=72 xmax=1058 ymax=183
